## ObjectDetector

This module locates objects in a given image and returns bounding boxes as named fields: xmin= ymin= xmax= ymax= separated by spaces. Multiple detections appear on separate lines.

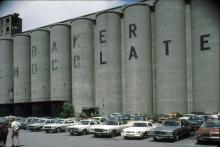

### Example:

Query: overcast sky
xmin=0 ymin=0 xmax=138 ymax=31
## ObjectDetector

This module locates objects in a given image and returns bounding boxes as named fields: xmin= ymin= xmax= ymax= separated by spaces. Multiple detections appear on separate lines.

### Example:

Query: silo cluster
xmin=0 ymin=0 xmax=219 ymax=117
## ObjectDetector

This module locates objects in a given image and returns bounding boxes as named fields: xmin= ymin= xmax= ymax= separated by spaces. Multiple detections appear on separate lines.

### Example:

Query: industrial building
xmin=0 ymin=0 xmax=219 ymax=117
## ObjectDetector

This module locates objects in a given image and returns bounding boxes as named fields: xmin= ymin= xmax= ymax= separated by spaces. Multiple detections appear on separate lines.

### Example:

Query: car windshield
xmin=31 ymin=118 xmax=39 ymax=123
xmin=201 ymin=121 xmax=220 ymax=128
xmin=102 ymin=120 xmax=118 ymax=125
xmin=56 ymin=120 xmax=64 ymax=124
xmin=162 ymin=121 xmax=180 ymax=127
xmin=133 ymin=123 xmax=147 ymax=127
xmin=79 ymin=121 xmax=89 ymax=125
xmin=188 ymin=116 xmax=203 ymax=121
xmin=130 ymin=116 xmax=144 ymax=121
xmin=38 ymin=119 xmax=46 ymax=123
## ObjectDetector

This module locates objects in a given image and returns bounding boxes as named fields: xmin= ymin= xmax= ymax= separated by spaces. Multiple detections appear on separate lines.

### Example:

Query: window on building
xmin=6 ymin=27 xmax=10 ymax=33
xmin=0 ymin=20 xmax=3 ymax=27
xmin=6 ymin=18 xmax=10 ymax=24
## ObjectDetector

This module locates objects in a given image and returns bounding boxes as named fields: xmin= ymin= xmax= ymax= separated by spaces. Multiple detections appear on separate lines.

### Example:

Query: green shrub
xmin=59 ymin=103 xmax=74 ymax=118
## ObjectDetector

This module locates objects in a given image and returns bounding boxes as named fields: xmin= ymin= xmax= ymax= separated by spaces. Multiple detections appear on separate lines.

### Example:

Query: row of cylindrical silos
xmin=0 ymin=0 xmax=219 ymax=116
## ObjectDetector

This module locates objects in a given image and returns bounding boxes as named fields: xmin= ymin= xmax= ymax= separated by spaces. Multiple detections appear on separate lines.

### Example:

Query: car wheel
xmin=153 ymin=137 xmax=158 ymax=141
xmin=174 ymin=134 xmax=180 ymax=141
xmin=82 ymin=129 xmax=87 ymax=135
xmin=45 ymin=130 xmax=49 ymax=133
xmin=70 ymin=133 xmax=74 ymax=136
xmin=124 ymin=136 xmax=128 ymax=139
xmin=110 ymin=131 xmax=116 ymax=137
xmin=57 ymin=128 xmax=61 ymax=133
xmin=94 ymin=134 xmax=99 ymax=137
xmin=196 ymin=140 xmax=203 ymax=144
xmin=142 ymin=132 xmax=148 ymax=139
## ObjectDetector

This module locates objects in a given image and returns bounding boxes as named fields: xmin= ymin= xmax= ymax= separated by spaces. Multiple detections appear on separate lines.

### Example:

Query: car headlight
xmin=196 ymin=132 xmax=201 ymax=137
xmin=148 ymin=131 xmax=153 ymax=134
xmin=137 ymin=131 xmax=142 ymax=134
xmin=103 ymin=129 xmax=109 ymax=132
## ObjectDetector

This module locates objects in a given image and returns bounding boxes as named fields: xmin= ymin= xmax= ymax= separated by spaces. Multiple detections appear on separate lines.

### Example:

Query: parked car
xmin=26 ymin=117 xmax=40 ymax=130
xmin=92 ymin=120 xmax=127 ymax=137
xmin=15 ymin=117 xmax=26 ymax=130
xmin=196 ymin=120 xmax=220 ymax=144
xmin=156 ymin=114 xmax=172 ymax=124
xmin=179 ymin=114 xmax=195 ymax=121
xmin=28 ymin=118 xmax=55 ymax=131
xmin=187 ymin=115 xmax=205 ymax=131
xmin=148 ymin=119 xmax=190 ymax=141
xmin=43 ymin=118 xmax=77 ymax=133
xmin=67 ymin=119 xmax=100 ymax=135
xmin=130 ymin=114 xmax=145 ymax=121
xmin=121 ymin=121 xmax=155 ymax=139
xmin=92 ymin=117 xmax=107 ymax=123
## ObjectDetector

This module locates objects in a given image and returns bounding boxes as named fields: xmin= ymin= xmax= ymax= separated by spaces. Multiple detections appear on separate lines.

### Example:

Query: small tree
xmin=59 ymin=103 xmax=74 ymax=118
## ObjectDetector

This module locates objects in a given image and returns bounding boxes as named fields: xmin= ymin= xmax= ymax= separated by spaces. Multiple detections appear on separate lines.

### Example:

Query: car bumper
xmin=149 ymin=134 xmax=175 ymax=139
xmin=121 ymin=133 xmax=144 ymax=138
xmin=69 ymin=129 xmax=82 ymax=134
xmin=44 ymin=128 xmax=56 ymax=132
xmin=28 ymin=127 xmax=41 ymax=131
xmin=94 ymin=132 xmax=111 ymax=136
xmin=197 ymin=136 xmax=220 ymax=142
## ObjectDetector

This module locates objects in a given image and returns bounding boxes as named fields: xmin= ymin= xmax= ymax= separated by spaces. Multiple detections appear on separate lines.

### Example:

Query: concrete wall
xmin=95 ymin=12 xmax=122 ymax=115
xmin=155 ymin=0 xmax=187 ymax=114
xmin=13 ymin=34 xmax=31 ymax=103
xmin=123 ymin=4 xmax=152 ymax=114
xmin=31 ymin=30 xmax=50 ymax=102
xmin=0 ymin=39 xmax=13 ymax=104
xmin=50 ymin=24 xmax=71 ymax=102
xmin=191 ymin=0 xmax=220 ymax=113
xmin=71 ymin=18 xmax=95 ymax=114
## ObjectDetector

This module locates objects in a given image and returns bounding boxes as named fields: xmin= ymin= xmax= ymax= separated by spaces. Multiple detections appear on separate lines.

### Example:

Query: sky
xmin=0 ymin=0 xmax=138 ymax=31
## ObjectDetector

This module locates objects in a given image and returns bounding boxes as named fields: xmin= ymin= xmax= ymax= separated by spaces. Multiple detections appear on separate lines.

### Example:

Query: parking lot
xmin=5 ymin=129 xmax=218 ymax=147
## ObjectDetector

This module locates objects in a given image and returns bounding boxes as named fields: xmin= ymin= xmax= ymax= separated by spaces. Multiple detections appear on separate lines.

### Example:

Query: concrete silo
xmin=155 ymin=0 xmax=187 ymax=114
xmin=123 ymin=4 xmax=152 ymax=114
xmin=71 ymin=18 xmax=95 ymax=115
xmin=95 ymin=11 xmax=122 ymax=115
xmin=31 ymin=29 xmax=50 ymax=116
xmin=0 ymin=39 xmax=13 ymax=116
xmin=13 ymin=34 xmax=31 ymax=116
xmin=191 ymin=0 xmax=220 ymax=113
xmin=50 ymin=24 xmax=71 ymax=116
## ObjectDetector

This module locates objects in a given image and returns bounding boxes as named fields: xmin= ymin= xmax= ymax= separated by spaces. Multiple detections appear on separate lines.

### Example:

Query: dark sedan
xmin=196 ymin=120 xmax=220 ymax=144
xmin=187 ymin=115 xmax=205 ymax=131
xmin=148 ymin=119 xmax=190 ymax=141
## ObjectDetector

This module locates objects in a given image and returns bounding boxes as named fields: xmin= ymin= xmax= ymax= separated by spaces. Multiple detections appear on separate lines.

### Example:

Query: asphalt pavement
xmin=5 ymin=129 xmax=218 ymax=147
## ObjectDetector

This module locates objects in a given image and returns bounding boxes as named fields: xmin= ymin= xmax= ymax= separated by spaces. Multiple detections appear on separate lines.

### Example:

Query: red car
xmin=196 ymin=120 xmax=220 ymax=144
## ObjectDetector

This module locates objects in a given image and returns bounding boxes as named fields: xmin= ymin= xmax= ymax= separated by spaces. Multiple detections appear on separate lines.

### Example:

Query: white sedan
xmin=67 ymin=119 xmax=100 ymax=135
xmin=121 ymin=121 xmax=155 ymax=139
